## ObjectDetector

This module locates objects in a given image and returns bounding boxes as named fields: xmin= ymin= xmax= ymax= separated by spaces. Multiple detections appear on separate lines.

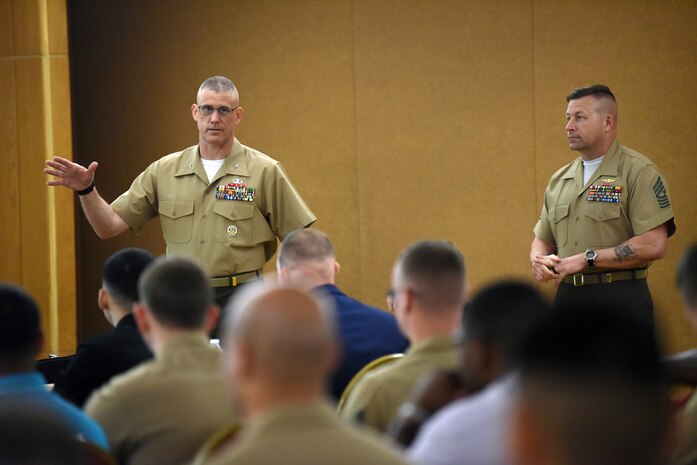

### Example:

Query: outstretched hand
xmin=44 ymin=156 xmax=98 ymax=192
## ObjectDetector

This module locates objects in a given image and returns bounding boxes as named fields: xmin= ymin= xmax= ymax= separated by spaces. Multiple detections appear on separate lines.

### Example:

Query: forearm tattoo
xmin=613 ymin=242 xmax=636 ymax=263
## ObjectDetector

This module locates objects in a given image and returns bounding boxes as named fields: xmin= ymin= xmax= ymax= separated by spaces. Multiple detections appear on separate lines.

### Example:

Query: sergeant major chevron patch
xmin=652 ymin=177 xmax=671 ymax=209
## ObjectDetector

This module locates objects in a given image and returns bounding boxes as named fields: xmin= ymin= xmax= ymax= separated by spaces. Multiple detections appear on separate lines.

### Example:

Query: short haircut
xmin=198 ymin=76 xmax=237 ymax=97
xmin=518 ymin=304 xmax=667 ymax=465
xmin=138 ymin=257 xmax=212 ymax=329
xmin=566 ymin=84 xmax=616 ymax=103
xmin=102 ymin=248 xmax=154 ymax=310
xmin=461 ymin=280 xmax=550 ymax=366
xmin=0 ymin=284 xmax=41 ymax=360
xmin=396 ymin=241 xmax=465 ymax=308
xmin=677 ymin=243 xmax=697 ymax=309
xmin=277 ymin=229 xmax=335 ymax=268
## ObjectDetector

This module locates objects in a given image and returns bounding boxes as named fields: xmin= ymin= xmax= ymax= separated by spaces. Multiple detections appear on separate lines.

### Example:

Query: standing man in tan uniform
xmin=340 ymin=240 xmax=465 ymax=432
xmin=201 ymin=283 xmax=409 ymax=465
xmin=531 ymin=85 xmax=676 ymax=321
xmin=45 ymin=76 xmax=316 ymax=316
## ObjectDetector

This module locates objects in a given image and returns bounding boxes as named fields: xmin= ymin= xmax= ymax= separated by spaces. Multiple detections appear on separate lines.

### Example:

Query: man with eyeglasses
xmin=45 ymin=76 xmax=316 ymax=326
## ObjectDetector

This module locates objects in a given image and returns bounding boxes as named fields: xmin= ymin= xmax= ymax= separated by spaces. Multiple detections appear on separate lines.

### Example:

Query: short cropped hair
xmin=518 ymin=304 xmax=667 ymax=465
xmin=677 ymin=243 xmax=697 ymax=309
xmin=277 ymin=229 xmax=335 ymax=268
xmin=461 ymin=280 xmax=550 ymax=366
xmin=138 ymin=257 xmax=212 ymax=329
xmin=102 ymin=248 xmax=154 ymax=310
xmin=198 ymin=76 xmax=237 ymax=96
xmin=0 ymin=284 xmax=41 ymax=360
xmin=566 ymin=84 xmax=616 ymax=103
xmin=397 ymin=241 xmax=465 ymax=308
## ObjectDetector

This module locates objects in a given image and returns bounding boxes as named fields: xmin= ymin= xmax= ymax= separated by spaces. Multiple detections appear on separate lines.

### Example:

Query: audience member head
xmin=223 ymin=281 xmax=337 ymax=416
xmin=458 ymin=280 xmax=550 ymax=391
xmin=99 ymin=247 xmax=154 ymax=326
xmin=677 ymin=244 xmax=697 ymax=324
xmin=134 ymin=257 xmax=218 ymax=351
xmin=390 ymin=241 xmax=466 ymax=341
xmin=512 ymin=304 xmax=670 ymax=465
xmin=0 ymin=404 xmax=81 ymax=465
xmin=276 ymin=229 xmax=339 ymax=290
xmin=0 ymin=284 xmax=42 ymax=373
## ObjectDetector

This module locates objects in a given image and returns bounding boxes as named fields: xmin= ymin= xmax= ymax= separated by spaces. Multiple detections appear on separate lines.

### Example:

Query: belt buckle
xmin=605 ymin=273 xmax=612 ymax=284
xmin=573 ymin=274 xmax=584 ymax=287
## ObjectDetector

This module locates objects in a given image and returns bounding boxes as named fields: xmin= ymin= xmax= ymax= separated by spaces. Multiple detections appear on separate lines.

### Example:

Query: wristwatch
xmin=585 ymin=248 xmax=598 ymax=269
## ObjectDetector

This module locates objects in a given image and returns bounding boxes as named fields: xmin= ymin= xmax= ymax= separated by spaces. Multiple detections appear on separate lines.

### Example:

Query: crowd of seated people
xmin=2 ymin=233 xmax=697 ymax=465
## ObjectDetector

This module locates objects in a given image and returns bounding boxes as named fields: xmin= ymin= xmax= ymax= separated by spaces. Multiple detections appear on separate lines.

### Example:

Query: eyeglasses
xmin=197 ymin=104 xmax=238 ymax=117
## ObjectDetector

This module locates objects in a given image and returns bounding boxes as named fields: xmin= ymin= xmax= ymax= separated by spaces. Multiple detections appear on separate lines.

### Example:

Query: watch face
xmin=585 ymin=250 xmax=593 ymax=259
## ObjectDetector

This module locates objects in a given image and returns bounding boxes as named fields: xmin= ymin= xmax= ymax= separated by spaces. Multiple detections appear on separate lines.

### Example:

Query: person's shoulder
xmin=618 ymin=143 xmax=659 ymax=169
xmin=548 ymin=158 xmax=578 ymax=182
xmin=239 ymin=141 xmax=281 ymax=167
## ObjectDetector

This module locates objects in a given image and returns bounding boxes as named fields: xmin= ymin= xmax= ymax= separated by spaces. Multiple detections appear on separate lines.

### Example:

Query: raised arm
xmin=45 ymin=156 xmax=129 ymax=239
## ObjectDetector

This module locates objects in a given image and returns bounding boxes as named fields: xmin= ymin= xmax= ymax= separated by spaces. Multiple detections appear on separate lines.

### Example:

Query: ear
xmin=204 ymin=305 xmax=221 ymax=334
xmin=133 ymin=303 xmax=151 ymax=336
xmin=97 ymin=288 xmax=108 ymax=311
xmin=191 ymin=103 xmax=199 ymax=121
xmin=604 ymin=112 xmax=616 ymax=132
xmin=334 ymin=261 xmax=341 ymax=280
xmin=233 ymin=106 xmax=244 ymax=125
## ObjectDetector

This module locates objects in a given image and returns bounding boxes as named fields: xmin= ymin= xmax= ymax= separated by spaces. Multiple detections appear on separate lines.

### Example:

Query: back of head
xmin=677 ymin=243 xmax=697 ymax=311
xmin=0 ymin=284 xmax=41 ymax=363
xmin=276 ymin=229 xmax=336 ymax=287
xmin=225 ymin=282 xmax=336 ymax=391
xmin=462 ymin=280 xmax=550 ymax=369
xmin=516 ymin=304 xmax=667 ymax=465
xmin=395 ymin=240 xmax=465 ymax=310
xmin=102 ymin=248 xmax=154 ymax=310
xmin=138 ymin=257 xmax=212 ymax=329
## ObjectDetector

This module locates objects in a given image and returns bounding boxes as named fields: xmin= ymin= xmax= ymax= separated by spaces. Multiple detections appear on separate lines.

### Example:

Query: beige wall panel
xmin=533 ymin=0 xmax=697 ymax=352
xmin=353 ymin=0 xmax=536 ymax=308
xmin=68 ymin=0 xmax=358 ymax=337
xmin=49 ymin=55 xmax=76 ymax=353
xmin=46 ymin=0 xmax=67 ymax=54
xmin=0 ymin=0 xmax=13 ymax=56
xmin=11 ymin=0 xmax=41 ymax=55
xmin=14 ymin=57 xmax=51 ymax=341
xmin=0 ymin=59 xmax=21 ymax=283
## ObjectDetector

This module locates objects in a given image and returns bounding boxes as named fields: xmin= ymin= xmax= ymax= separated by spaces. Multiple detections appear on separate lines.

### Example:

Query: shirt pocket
xmin=551 ymin=203 xmax=570 ymax=247
xmin=583 ymin=203 xmax=622 ymax=247
xmin=213 ymin=201 xmax=255 ymax=244
xmin=158 ymin=200 xmax=194 ymax=243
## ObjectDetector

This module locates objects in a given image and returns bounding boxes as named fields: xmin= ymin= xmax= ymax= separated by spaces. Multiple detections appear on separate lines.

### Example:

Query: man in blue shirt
xmin=0 ymin=284 xmax=108 ymax=450
xmin=277 ymin=229 xmax=408 ymax=400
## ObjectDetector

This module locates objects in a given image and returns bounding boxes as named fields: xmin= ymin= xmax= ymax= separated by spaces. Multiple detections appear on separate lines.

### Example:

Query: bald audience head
xmin=276 ymin=229 xmax=339 ymax=290
xmin=224 ymin=282 xmax=337 ymax=414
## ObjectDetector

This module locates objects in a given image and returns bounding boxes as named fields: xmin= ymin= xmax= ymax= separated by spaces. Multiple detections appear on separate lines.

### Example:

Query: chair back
xmin=337 ymin=353 xmax=404 ymax=412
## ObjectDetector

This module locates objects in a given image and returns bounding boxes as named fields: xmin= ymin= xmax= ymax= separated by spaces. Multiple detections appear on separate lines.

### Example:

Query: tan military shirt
xmin=534 ymin=140 xmax=675 ymax=266
xmin=111 ymin=138 xmax=316 ymax=276
xmin=85 ymin=334 xmax=236 ymax=465
xmin=204 ymin=401 xmax=409 ymax=465
xmin=339 ymin=335 xmax=459 ymax=432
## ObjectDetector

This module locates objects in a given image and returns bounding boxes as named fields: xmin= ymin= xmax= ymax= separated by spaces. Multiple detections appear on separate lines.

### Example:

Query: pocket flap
xmin=159 ymin=200 xmax=194 ymax=220
xmin=213 ymin=201 xmax=255 ymax=221
xmin=584 ymin=203 xmax=621 ymax=222
xmin=552 ymin=204 xmax=570 ymax=223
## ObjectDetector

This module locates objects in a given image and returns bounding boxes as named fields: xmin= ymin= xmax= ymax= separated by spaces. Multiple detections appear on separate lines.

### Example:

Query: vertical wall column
xmin=0 ymin=0 xmax=76 ymax=357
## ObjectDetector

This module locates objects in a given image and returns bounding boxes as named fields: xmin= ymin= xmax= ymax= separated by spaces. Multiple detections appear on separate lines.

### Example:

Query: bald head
xmin=276 ymin=229 xmax=338 ymax=288
xmin=225 ymin=283 xmax=336 ymax=390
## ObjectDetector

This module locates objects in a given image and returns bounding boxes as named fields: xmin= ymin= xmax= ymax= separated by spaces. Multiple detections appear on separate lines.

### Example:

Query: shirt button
xmin=200 ymin=239 xmax=204 ymax=244
xmin=202 ymin=214 xmax=207 ymax=219
xmin=575 ymin=241 xmax=578 ymax=245
xmin=576 ymin=216 xmax=579 ymax=221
